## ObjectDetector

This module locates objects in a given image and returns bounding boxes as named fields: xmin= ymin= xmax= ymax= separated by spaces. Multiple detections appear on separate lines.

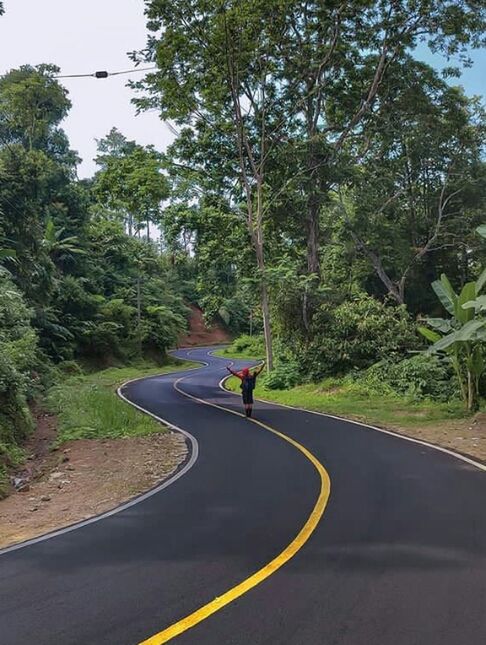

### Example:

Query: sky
xmin=0 ymin=0 xmax=175 ymax=178
xmin=0 ymin=1 xmax=484 ymax=180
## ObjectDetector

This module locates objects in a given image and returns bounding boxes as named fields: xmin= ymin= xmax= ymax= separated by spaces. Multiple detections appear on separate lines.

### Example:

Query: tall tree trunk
xmin=225 ymin=27 xmax=273 ymax=369
xmin=251 ymin=177 xmax=273 ymax=370
xmin=305 ymin=103 xmax=321 ymax=278
xmin=254 ymin=230 xmax=273 ymax=371
xmin=306 ymin=190 xmax=321 ymax=275
xmin=354 ymin=233 xmax=405 ymax=304
xmin=136 ymin=274 xmax=142 ymax=356
xmin=146 ymin=218 xmax=150 ymax=241
xmin=128 ymin=213 xmax=133 ymax=237
xmin=303 ymin=134 xmax=321 ymax=329
xmin=261 ymin=282 xmax=273 ymax=371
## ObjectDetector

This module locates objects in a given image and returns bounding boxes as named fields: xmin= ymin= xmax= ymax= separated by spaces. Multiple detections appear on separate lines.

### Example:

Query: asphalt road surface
xmin=1 ymin=346 xmax=486 ymax=645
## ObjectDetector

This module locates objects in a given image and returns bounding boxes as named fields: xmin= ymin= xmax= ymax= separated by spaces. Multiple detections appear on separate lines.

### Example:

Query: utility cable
xmin=54 ymin=66 xmax=157 ymax=79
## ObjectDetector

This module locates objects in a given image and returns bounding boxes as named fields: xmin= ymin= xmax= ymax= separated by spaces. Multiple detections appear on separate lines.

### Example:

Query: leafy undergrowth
xmin=224 ymin=376 xmax=467 ymax=430
xmin=213 ymin=347 xmax=261 ymax=361
xmin=47 ymin=359 xmax=199 ymax=445
xmin=213 ymin=335 xmax=265 ymax=361
xmin=0 ymin=444 xmax=25 ymax=499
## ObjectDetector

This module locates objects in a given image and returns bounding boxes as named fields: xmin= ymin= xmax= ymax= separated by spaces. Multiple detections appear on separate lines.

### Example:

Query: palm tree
xmin=42 ymin=218 xmax=85 ymax=266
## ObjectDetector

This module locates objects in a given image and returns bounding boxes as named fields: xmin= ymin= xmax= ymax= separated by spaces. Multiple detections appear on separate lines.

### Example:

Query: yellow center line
xmin=138 ymin=374 xmax=331 ymax=645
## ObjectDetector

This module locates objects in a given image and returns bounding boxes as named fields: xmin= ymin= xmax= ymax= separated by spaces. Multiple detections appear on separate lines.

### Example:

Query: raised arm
xmin=226 ymin=365 xmax=243 ymax=379
xmin=254 ymin=362 xmax=265 ymax=376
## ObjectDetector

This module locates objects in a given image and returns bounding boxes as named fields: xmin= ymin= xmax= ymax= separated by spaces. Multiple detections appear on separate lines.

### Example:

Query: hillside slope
xmin=178 ymin=305 xmax=230 ymax=347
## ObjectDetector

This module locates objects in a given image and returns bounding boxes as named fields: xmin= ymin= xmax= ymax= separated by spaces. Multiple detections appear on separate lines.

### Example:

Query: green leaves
xmin=463 ymin=295 xmax=486 ymax=313
xmin=476 ymin=267 xmax=486 ymax=294
xmin=431 ymin=273 xmax=486 ymax=322
xmin=427 ymin=319 xmax=486 ymax=353
xmin=457 ymin=281 xmax=476 ymax=323
xmin=418 ymin=326 xmax=441 ymax=343
xmin=432 ymin=274 xmax=457 ymax=315
xmin=476 ymin=225 xmax=486 ymax=239
xmin=94 ymin=137 xmax=169 ymax=236
xmin=425 ymin=318 xmax=453 ymax=333
xmin=422 ymin=267 xmax=486 ymax=411
xmin=0 ymin=249 xmax=15 ymax=259
xmin=0 ymin=65 xmax=70 ymax=151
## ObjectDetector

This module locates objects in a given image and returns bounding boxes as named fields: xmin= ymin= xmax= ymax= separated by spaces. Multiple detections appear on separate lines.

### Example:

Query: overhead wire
xmin=54 ymin=66 xmax=157 ymax=79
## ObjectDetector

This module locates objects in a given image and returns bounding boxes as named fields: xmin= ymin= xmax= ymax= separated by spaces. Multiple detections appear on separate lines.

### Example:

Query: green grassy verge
xmin=223 ymin=376 xmax=467 ymax=430
xmin=47 ymin=359 xmax=200 ymax=445
xmin=212 ymin=334 xmax=265 ymax=361
xmin=212 ymin=347 xmax=261 ymax=361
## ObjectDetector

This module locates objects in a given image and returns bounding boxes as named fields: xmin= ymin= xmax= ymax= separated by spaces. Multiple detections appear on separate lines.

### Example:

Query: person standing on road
xmin=226 ymin=363 xmax=265 ymax=418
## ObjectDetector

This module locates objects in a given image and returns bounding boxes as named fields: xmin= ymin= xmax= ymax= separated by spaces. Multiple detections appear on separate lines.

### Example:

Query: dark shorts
xmin=242 ymin=390 xmax=254 ymax=405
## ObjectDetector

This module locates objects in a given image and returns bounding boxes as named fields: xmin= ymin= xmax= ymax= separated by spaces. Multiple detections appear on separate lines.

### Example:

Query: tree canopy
xmin=132 ymin=0 xmax=486 ymax=367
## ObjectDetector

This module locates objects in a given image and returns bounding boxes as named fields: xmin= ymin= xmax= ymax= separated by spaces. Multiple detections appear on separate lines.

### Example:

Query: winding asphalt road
xmin=1 ymin=346 xmax=486 ymax=644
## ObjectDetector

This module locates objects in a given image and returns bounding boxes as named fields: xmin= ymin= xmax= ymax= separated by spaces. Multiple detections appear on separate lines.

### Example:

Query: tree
xmin=42 ymin=217 xmax=86 ymax=267
xmin=272 ymin=0 xmax=486 ymax=279
xmin=94 ymin=136 xmax=169 ymax=238
xmin=95 ymin=127 xmax=136 ymax=166
xmin=132 ymin=1 xmax=293 ymax=369
xmin=0 ymin=65 xmax=71 ymax=152
xmin=132 ymin=0 xmax=486 ymax=367
xmin=341 ymin=60 xmax=485 ymax=304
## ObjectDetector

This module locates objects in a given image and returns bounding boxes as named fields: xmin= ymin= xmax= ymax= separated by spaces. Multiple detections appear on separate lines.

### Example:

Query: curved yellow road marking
xmin=138 ymin=374 xmax=331 ymax=645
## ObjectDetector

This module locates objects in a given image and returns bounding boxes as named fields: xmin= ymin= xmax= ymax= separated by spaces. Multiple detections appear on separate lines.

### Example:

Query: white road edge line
xmin=0 ymin=364 xmax=202 ymax=557
xmin=217 ymin=373 xmax=486 ymax=473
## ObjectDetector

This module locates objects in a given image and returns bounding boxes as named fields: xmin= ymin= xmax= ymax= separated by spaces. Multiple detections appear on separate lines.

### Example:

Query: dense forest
xmin=0 ymin=68 xmax=191 ymax=485
xmin=1 ymin=1 xmax=486 ymax=489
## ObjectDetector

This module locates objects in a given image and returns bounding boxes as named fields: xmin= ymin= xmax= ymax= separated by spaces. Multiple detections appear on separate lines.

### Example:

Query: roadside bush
xmin=57 ymin=360 xmax=84 ymax=376
xmin=294 ymin=293 xmax=420 ymax=380
xmin=231 ymin=334 xmax=266 ymax=358
xmin=262 ymin=361 xmax=300 ymax=390
xmin=144 ymin=305 xmax=187 ymax=353
xmin=80 ymin=320 xmax=124 ymax=358
xmin=359 ymin=354 xmax=458 ymax=401
xmin=0 ymin=275 xmax=38 ymax=495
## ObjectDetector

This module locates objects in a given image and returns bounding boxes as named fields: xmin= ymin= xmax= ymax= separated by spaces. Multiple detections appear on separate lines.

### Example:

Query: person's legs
xmin=242 ymin=391 xmax=250 ymax=416
xmin=242 ymin=391 xmax=254 ymax=417
xmin=246 ymin=391 xmax=254 ymax=418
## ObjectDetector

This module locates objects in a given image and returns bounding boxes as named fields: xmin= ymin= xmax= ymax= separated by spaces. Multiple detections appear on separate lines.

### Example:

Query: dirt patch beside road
xmin=387 ymin=414 xmax=486 ymax=465
xmin=0 ymin=415 xmax=187 ymax=550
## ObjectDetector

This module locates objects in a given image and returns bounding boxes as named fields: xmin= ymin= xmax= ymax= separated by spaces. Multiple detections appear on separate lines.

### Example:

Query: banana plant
xmin=418 ymin=249 xmax=486 ymax=411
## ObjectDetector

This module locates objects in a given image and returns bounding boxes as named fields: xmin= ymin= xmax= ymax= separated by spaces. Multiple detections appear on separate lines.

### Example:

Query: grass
xmin=224 ymin=376 xmax=467 ymax=429
xmin=213 ymin=347 xmax=262 ymax=361
xmin=47 ymin=359 xmax=200 ymax=445
xmin=220 ymin=342 xmax=468 ymax=431
xmin=214 ymin=336 xmax=265 ymax=361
